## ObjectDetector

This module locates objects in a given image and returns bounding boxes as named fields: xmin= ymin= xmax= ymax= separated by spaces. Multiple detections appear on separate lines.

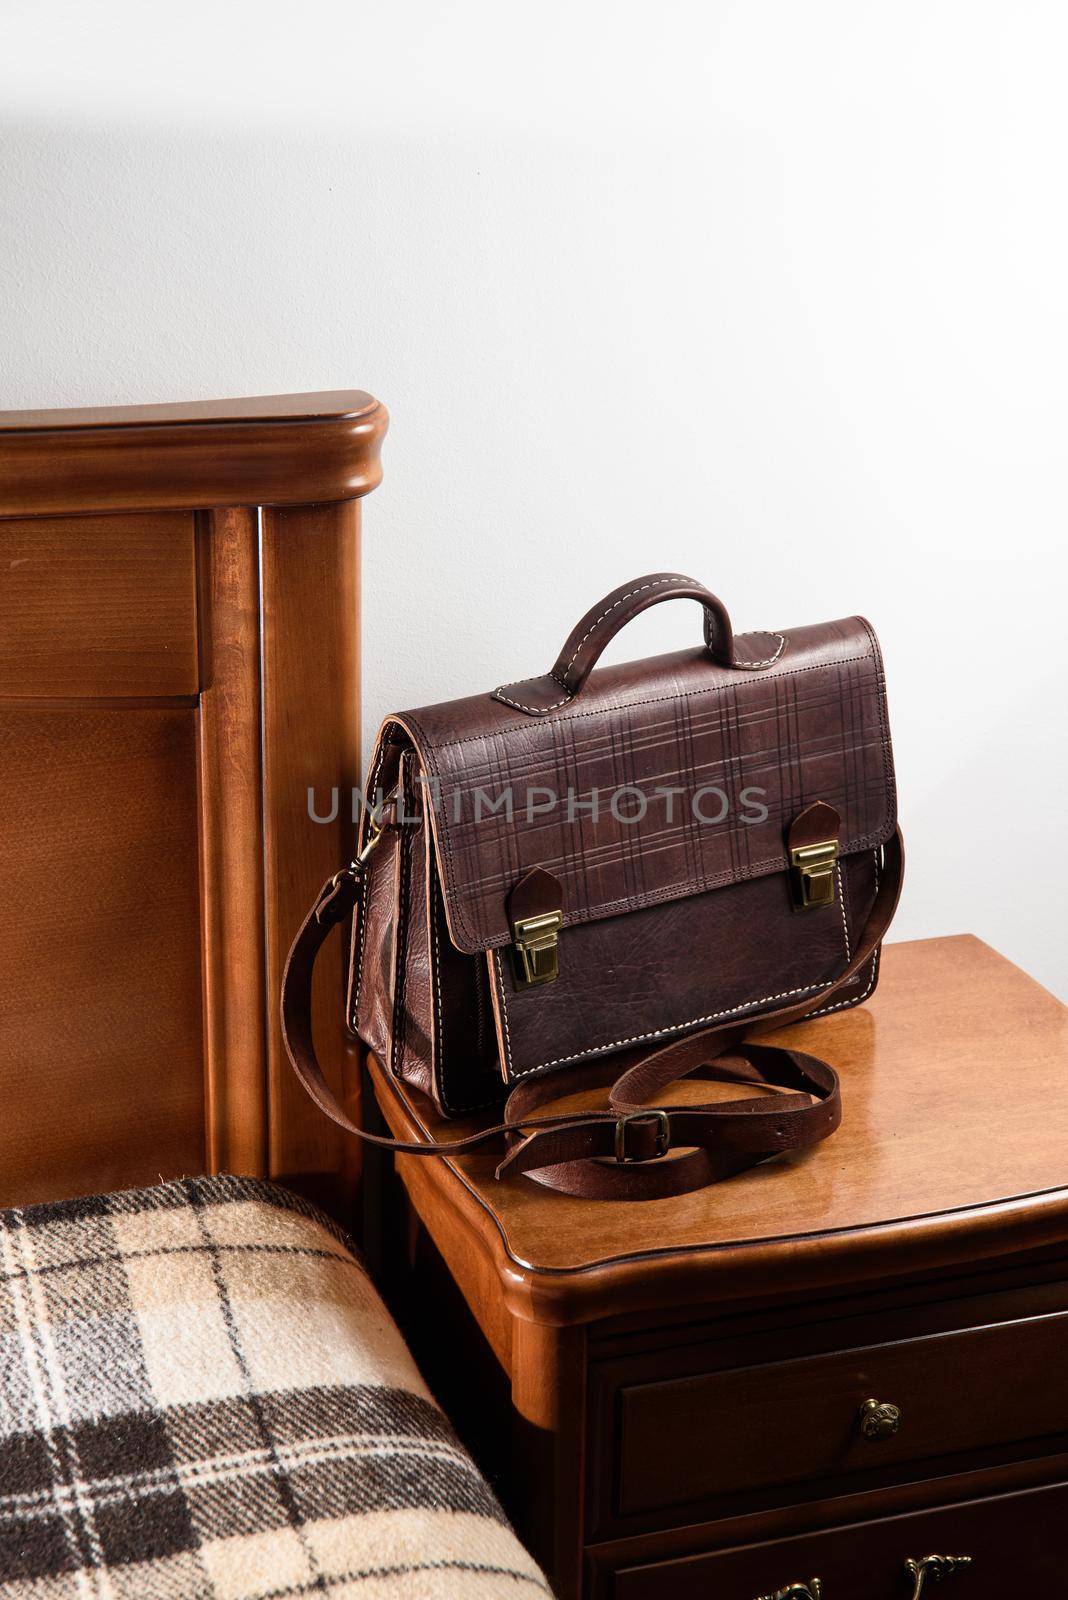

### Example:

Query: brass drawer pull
xmin=755 ymin=1583 xmax=821 ymax=1600
xmin=753 ymin=1553 xmax=971 ymax=1600
xmin=905 ymin=1554 xmax=972 ymax=1599
xmin=858 ymin=1396 xmax=901 ymax=1440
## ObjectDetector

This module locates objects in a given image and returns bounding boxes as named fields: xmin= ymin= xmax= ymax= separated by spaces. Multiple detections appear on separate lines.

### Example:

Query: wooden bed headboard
xmin=0 ymin=391 xmax=387 ymax=1216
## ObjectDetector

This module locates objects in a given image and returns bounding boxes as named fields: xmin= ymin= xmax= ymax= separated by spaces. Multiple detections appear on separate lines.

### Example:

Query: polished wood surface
xmin=197 ymin=507 xmax=269 ymax=1177
xmin=0 ymin=390 xmax=387 ymax=517
xmin=0 ymin=512 xmax=198 ymax=697
xmin=613 ymin=1302 xmax=1068 ymax=1516
xmin=583 ymin=1267 xmax=1068 ymax=1547
xmin=0 ymin=708 xmax=205 ymax=1203
xmin=261 ymin=499 xmax=363 ymax=1212
xmin=373 ymin=937 xmax=1068 ymax=1318
xmin=365 ymin=936 xmax=1068 ymax=1597
xmin=0 ymin=393 xmax=382 ymax=1208
xmin=0 ymin=391 xmax=381 ymax=430
xmin=606 ymin=1478 xmax=1068 ymax=1599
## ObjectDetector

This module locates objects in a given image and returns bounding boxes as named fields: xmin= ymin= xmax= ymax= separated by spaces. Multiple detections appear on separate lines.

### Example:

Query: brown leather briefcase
xmin=283 ymin=573 xmax=903 ymax=1199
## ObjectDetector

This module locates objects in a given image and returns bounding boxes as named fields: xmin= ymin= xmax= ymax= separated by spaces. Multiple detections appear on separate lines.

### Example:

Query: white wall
xmin=2 ymin=2 xmax=1065 ymax=998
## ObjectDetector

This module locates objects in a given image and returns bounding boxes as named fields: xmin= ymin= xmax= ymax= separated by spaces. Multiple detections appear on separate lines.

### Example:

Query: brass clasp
xmin=790 ymin=838 xmax=839 ymax=909
xmin=512 ymin=909 xmax=563 ymax=986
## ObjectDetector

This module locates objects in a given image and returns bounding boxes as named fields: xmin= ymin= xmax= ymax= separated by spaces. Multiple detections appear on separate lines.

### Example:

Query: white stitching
xmin=809 ymin=850 xmax=881 ymax=1018
xmin=442 ymin=646 xmax=875 ymax=748
xmin=499 ymin=974 xmax=833 ymax=1080
xmin=389 ymin=797 xmax=412 ymax=1075
xmin=493 ymin=685 xmax=574 ymax=714
xmin=493 ymin=853 xmax=854 ymax=1081
xmin=493 ymin=949 xmax=515 ymax=1077
xmin=351 ymin=734 xmax=392 ymax=1023
xmin=431 ymin=875 xmax=445 ymax=1090
xmin=496 ymin=627 xmax=787 ymax=711
xmin=836 ymin=862 xmax=852 ymax=963
xmin=561 ymin=576 xmax=701 ymax=673
xmin=432 ymin=875 xmax=503 ymax=1115
xmin=473 ymin=939 xmax=487 ymax=1058
xmin=493 ymin=575 xmax=707 ymax=714
xmin=352 ymin=880 xmax=370 ymax=1028
xmin=729 ymin=631 xmax=787 ymax=669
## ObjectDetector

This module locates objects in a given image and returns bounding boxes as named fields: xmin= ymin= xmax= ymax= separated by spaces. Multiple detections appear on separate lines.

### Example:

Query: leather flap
xmin=385 ymin=616 xmax=896 ymax=956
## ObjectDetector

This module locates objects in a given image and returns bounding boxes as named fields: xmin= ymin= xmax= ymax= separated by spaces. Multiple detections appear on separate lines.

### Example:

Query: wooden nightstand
xmin=363 ymin=936 xmax=1068 ymax=1599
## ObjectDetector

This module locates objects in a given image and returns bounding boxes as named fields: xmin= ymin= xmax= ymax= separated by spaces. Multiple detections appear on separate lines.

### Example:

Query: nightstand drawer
xmin=612 ymin=1309 xmax=1068 ymax=1521
xmin=608 ymin=1475 xmax=1068 ymax=1598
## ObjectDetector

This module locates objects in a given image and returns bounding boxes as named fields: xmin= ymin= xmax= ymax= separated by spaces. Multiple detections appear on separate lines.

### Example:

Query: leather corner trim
xmin=727 ymin=630 xmax=787 ymax=670
xmin=493 ymin=676 xmax=575 ymax=715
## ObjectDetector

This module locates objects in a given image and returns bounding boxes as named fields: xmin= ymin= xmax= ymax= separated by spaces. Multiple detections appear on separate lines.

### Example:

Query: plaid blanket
xmin=0 ymin=1175 xmax=549 ymax=1598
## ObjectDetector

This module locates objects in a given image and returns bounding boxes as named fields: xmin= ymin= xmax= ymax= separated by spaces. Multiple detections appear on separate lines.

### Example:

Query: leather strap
xmin=280 ymin=830 xmax=903 ymax=1200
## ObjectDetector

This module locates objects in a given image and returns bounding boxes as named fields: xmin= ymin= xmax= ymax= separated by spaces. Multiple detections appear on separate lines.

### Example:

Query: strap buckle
xmin=614 ymin=1109 xmax=671 ymax=1164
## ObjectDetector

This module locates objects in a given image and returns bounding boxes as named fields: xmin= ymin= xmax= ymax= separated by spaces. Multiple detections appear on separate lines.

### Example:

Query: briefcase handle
xmin=549 ymin=572 xmax=737 ymax=693
xmin=494 ymin=572 xmax=787 ymax=717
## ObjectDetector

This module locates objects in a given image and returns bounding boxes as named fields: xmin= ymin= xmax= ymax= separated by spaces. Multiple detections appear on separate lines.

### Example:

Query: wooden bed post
xmin=260 ymin=498 xmax=363 ymax=1212
xmin=0 ymin=391 xmax=387 ymax=1220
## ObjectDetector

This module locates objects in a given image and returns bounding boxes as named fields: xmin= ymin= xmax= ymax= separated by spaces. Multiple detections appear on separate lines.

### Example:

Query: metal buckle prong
xmin=614 ymin=1109 xmax=671 ymax=1164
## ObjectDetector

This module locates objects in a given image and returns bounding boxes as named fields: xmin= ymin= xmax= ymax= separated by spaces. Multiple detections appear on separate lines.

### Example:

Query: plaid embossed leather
xmin=0 ymin=1176 xmax=549 ymax=1598
xmin=282 ymin=574 xmax=903 ymax=1199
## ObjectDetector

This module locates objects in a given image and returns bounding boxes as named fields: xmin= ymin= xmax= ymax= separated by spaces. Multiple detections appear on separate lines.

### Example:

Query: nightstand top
xmin=368 ymin=936 xmax=1068 ymax=1322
